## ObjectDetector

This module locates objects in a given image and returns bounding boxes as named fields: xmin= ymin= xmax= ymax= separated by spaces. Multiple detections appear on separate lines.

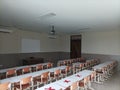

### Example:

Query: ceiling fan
xmin=48 ymin=25 xmax=57 ymax=39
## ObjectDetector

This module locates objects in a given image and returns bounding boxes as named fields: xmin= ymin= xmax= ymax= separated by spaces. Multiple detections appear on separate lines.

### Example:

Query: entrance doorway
xmin=70 ymin=35 xmax=81 ymax=59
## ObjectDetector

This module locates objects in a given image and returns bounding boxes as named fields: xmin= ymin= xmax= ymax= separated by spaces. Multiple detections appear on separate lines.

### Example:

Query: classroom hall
xmin=0 ymin=0 xmax=120 ymax=90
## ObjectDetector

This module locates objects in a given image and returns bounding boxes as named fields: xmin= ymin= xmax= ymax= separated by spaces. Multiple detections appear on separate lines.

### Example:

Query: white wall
xmin=0 ymin=29 xmax=69 ymax=54
xmin=60 ymin=35 xmax=70 ymax=52
xmin=81 ymin=30 xmax=120 ymax=55
xmin=56 ymin=29 xmax=120 ymax=56
xmin=0 ymin=30 xmax=20 ymax=53
xmin=1 ymin=28 xmax=120 ymax=55
xmin=39 ymin=33 xmax=62 ymax=52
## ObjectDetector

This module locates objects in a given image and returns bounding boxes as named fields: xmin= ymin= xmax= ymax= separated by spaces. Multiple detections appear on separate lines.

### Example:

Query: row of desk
xmin=0 ymin=58 xmax=98 ymax=79
xmin=72 ymin=59 xmax=100 ymax=74
xmin=73 ymin=59 xmax=99 ymax=68
xmin=0 ymin=59 xmax=117 ymax=90
xmin=35 ymin=60 xmax=117 ymax=90
xmin=57 ymin=57 xmax=86 ymax=66
xmin=92 ymin=60 xmax=117 ymax=70
xmin=36 ymin=70 xmax=93 ymax=90
xmin=0 ymin=66 xmax=66 ymax=84
xmin=0 ymin=63 xmax=49 ymax=74
xmin=92 ymin=60 xmax=117 ymax=83
xmin=0 ymin=59 xmax=97 ymax=90
xmin=0 ymin=62 xmax=53 ymax=80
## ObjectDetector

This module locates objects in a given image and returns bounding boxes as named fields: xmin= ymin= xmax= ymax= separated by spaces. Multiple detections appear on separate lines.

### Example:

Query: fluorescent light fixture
xmin=0 ymin=28 xmax=13 ymax=33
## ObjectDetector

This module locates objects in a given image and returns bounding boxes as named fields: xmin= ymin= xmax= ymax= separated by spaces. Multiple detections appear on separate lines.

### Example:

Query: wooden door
xmin=70 ymin=35 xmax=81 ymax=59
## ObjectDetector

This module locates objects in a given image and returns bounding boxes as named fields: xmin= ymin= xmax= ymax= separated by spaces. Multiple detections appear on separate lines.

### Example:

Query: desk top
xmin=92 ymin=61 xmax=114 ymax=70
xmin=72 ymin=62 xmax=83 ymax=67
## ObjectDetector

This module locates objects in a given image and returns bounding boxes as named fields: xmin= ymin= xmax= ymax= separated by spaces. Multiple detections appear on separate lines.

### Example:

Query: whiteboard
xmin=21 ymin=38 xmax=40 ymax=53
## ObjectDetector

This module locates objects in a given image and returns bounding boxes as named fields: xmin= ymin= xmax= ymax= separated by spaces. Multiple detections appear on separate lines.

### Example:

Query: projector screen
xmin=21 ymin=38 xmax=40 ymax=53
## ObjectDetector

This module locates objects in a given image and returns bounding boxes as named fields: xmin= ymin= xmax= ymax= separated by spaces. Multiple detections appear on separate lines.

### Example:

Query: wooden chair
xmin=36 ymin=64 xmax=43 ymax=71
xmin=93 ymin=59 xmax=97 ymax=65
xmin=76 ymin=58 xmax=79 ymax=62
xmin=14 ymin=76 xmax=32 ymax=90
xmin=66 ymin=66 xmax=72 ymax=75
xmin=70 ymin=81 xmax=79 ymax=90
xmin=90 ymin=71 xmax=96 ymax=82
xmin=91 ymin=60 xmax=95 ymax=67
xmin=49 ymin=72 xmax=55 ymax=83
xmin=96 ymin=69 xmax=104 ymax=83
xmin=64 ymin=87 xmax=70 ymax=90
xmin=6 ymin=69 xmax=17 ymax=78
xmin=103 ymin=67 xmax=108 ymax=80
xmin=80 ymin=63 xmax=84 ymax=71
xmin=22 ymin=67 xmax=31 ymax=74
xmin=47 ymin=63 xmax=53 ymax=69
xmin=61 ymin=66 xmax=71 ymax=77
xmin=96 ymin=67 xmax=107 ymax=82
xmin=58 ymin=62 xmax=64 ymax=66
xmin=94 ymin=59 xmax=100 ymax=65
xmin=63 ymin=61 xmax=67 ymax=66
xmin=73 ymin=59 xmax=76 ymax=63
xmin=70 ymin=60 xmax=73 ymax=66
xmin=67 ymin=60 xmax=71 ymax=66
xmin=71 ymin=59 xmax=74 ymax=63
xmin=72 ymin=66 xmax=77 ymax=74
xmin=89 ymin=61 xmax=92 ymax=67
xmin=79 ymin=79 xmax=85 ymax=90
xmin=106 ymin=64 xmax=111 ymax=77
xmin=54 ymin=69 xmax=61 ymax=80
xmin=0 ymin=82 xmax=11 ymax=90
xmin=33 ymin=75 xmax=41 ymax=88
xmin=41 ymin=71 xmax=50 ymax=85
xmin=79 ymin=76 xmax=90 ymax=90
xmin=80 ymin=57 xmax=86 ymax=62
xmin=85 ymin=63 xmax=89 ymax=69
xmin=76 ymin=64 xmax=83 ymax=73
xmin=109 ymin=63 xmax=114 ymax=75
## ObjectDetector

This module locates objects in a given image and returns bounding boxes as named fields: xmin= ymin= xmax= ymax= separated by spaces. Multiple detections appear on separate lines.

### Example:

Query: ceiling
xmin=0 ymin=0 xmax=120 ymax=34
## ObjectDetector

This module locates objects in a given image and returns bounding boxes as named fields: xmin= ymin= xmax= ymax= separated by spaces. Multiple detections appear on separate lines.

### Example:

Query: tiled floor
xmin=92 ymin=71 xmax=120 ymax=90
